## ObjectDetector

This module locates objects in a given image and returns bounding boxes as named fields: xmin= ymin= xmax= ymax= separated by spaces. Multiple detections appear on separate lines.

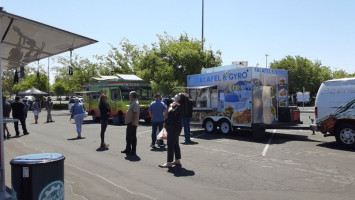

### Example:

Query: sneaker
xmin=7 ymin=133 xmax=11 ymax=138
xmin=159 ymin=143 xmax=166 ymax=148
xmin=150 ymin=144 xmax=157 ymax=149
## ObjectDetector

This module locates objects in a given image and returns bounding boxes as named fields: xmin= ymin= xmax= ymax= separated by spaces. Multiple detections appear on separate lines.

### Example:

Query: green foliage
xmin=52 ymin=103 xmax=68 ymax=110
xmin=52 ymin=82 xmax=68 ymax=96
xmin=95 ymin=38 xmax=139 ymax=75
xmin=52 ymin=54 xmax=101 ymax=93
xmin=1 ymin=69 xmax=16 ymax=95
xmin=136 ymin=33 xmax=222 ymax=94
xmin=11 ymin=66 xmax=49 ymax=93
xmin=270 ymin=55 xmax=354 ymax=95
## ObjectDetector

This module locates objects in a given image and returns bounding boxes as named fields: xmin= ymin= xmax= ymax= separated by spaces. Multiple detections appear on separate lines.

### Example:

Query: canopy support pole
xmin=0 ymin=12 xmax=11 ymax=199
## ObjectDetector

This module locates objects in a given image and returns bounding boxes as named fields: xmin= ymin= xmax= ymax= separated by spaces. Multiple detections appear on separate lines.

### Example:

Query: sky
xmin=1 ymin=0 xmax=355 ymax=84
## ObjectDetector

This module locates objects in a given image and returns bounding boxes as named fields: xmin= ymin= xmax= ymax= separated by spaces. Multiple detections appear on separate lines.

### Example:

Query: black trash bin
xmin=10 ymin=153 xmax=65 ymax=200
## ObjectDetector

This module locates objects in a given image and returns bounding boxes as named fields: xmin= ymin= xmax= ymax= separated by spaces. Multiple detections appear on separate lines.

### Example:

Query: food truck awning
xmin=174 ymin=85 xmax=216 ymax=89
xmin=0 ymin=10 xmax=98 ymax=69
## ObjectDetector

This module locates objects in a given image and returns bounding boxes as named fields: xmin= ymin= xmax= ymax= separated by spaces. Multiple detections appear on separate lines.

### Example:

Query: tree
xmin=11 ymin=66 xmax=49 ymax=93
xmin=136 ymin=33 xmax=222 ymax=94
xmin=52 ymin=54 xmax=101 ymax=94
xmin=270 ymin=56 xmax=330 ymax=95
xmin=95 ymin=38 xmax=140 ymax=75
xmin=1 ymin=69 xmax=17 ymax=96
xmin=270 ymin=56 xmax=355 ymax=95
xmin=52 ymin=82 xmax=68 ymax=103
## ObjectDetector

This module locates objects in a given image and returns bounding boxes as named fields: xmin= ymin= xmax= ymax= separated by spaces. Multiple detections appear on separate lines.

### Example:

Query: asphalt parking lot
xmin=3 ymin=109 xmax=355 ymax=200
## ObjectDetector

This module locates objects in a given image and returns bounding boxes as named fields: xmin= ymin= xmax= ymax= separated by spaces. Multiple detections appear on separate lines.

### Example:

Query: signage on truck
xmin=188 ymin=69 xmax=251 ymax=86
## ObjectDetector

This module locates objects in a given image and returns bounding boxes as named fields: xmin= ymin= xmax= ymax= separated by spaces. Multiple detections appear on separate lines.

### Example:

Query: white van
xmin=311 ymin=77 xmax=355 ymax=147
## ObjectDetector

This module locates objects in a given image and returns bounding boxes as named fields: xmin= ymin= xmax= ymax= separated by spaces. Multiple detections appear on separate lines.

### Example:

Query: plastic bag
xmin=157 ymin=127 xmax=168 ymax=140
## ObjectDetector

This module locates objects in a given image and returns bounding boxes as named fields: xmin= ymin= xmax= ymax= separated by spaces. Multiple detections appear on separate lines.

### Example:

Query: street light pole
xmin=201 ymin=0 xmax=204 ymax=51
xmin=265 ymin=54 xmax=269 ymax=68
xmin=48 ymin=58 xmax=50 ymax=95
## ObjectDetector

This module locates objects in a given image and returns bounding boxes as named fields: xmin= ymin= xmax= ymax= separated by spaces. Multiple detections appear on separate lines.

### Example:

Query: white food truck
xmin=178 ymin=65 xmax=303 ymax=139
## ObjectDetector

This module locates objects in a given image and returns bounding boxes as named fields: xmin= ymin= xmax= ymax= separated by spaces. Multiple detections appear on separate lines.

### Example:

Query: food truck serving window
xmin=111 ymin=89 xmax=120 ymax=101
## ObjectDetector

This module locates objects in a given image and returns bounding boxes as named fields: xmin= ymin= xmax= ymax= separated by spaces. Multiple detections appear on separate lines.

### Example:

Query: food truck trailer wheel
xmin=204 ymin=118 xmax=217 ymax=134
xmin=219 ymin=119 xmax=231 ymax=134
xmin=335 ymin=123 xmax=355 ymax=148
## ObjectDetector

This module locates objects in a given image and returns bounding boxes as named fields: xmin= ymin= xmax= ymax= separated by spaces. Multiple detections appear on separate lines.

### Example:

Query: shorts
xmin=33 ymin=110 xmax=40 ymax=116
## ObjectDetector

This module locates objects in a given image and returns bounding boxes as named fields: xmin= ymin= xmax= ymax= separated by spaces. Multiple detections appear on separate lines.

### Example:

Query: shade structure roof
xmin=17 ymin=87 xmax=48 ymax=96
xmin=0 ymin=10 xmax=98 ymax=70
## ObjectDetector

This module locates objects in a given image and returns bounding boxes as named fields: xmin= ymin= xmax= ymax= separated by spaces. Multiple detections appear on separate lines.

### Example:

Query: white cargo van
xmin=311 ymin=77 xmax=355 ymax=147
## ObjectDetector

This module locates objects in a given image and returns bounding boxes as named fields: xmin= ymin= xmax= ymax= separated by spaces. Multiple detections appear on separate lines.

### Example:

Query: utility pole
xmin=265 ymin=54 xmax=269 ymax=68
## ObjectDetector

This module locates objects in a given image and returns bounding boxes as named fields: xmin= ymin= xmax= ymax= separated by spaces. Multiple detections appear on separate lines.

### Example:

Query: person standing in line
xmin=32 ymin=99 xmax=41 ymax=124
xmin=159 ymin=93 xmax=187 ymax=168
xmin=149 ymin=93 xmax=167 ymax=149
xmin=99 ymin=94 xmax=110 ymax=148
xmin=11 ymin=96 xmax=29 ymax=137
xmin=121 ymin=91 xmax=140 ymax=156
xmin=164 ymin=95 xmax=173 ymax=108
xmin=2 ymin=96 xmax=12 ymax=139
xmin=181 ymin=93 xmax=194 ymax=143
xmin=70 ymin=97 xmax=86 ymax=139
xmin=45 ymin=97 xmax=54 ymax=123
xmin=23 ymin=99 xmax=29 ymax=119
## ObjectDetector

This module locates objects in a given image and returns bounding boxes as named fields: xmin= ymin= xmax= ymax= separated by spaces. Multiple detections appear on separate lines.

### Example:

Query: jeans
xmin=14 ymin=117 xmax=28 ymax=135
xmin=151 ymin=121 xmax=164 ymax=145
xmin=47 ymin=109 xmax=52 ymax=122
xmin=100 ymin=119 xmax=108 ymax=143
xmin=181 ymin=117 xmax=191 ymax=141
xmin=125 ymin=124 xmax=137 ymax=153
xmin=166 ymin=125 xmax=182 ymax=162
xmin=74 ymin=113 xmax=86 ymax=133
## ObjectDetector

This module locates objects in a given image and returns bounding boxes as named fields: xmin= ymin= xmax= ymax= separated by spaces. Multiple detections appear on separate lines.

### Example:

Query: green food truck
xmin=81 ymin=74 xmax=152 ymax=125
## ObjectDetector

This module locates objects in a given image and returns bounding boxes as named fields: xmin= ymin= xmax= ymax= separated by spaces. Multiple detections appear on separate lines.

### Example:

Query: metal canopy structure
xmin=0 ymin=9 xmax=98 ymax=198
xmin=93 ymin=74 xmax=144 ymax=82
xmin=0 ymin=10 xmax=98 ymax=69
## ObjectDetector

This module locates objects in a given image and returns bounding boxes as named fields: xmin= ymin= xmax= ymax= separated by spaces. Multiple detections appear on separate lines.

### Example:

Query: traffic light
xmin=69 ymin=66 xmax=73 ymax=75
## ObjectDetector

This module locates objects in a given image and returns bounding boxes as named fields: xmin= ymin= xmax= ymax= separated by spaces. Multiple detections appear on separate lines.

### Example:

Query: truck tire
xmin=204 ymin=118 xmax=217 ymax=134
xmin=219 ymin=119 xmax=231 ymax=134
xmin=335 ymin=123 xmax=355 ymax=148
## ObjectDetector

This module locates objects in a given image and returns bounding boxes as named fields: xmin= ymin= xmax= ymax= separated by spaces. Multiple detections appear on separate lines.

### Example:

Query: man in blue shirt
xmin=149 ymin=93 xmax=167 ymax=148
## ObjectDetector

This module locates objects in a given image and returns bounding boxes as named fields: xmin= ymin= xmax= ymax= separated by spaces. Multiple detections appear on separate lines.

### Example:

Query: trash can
xmin=289 ymin=106 xmax=300 ymax=122
xmin=278 ymin=107 xmax=291 ymax=122
xmin=10 ymin=153 xmax=65 ymax=200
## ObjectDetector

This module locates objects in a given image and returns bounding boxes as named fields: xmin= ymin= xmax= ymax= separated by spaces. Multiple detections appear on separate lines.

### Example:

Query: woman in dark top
xmin=99 ymin=95 xmax=110 ymax=148
xmin=159 ymin=93 xmax=188 ymax=168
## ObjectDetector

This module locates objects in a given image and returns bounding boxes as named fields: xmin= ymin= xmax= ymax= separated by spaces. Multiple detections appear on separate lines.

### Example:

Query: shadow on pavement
xmin=125 ymin=155 xmax=141 ymax=162
xmin=317 ymin=142 xmax=355 ymax=152
xmin=190 ymin=129 xmax=321 ymax=145
xmin=181 ymin=140 xmax=199 ymax=145
xmin=67 ymin=137 xmax=86 ymax=140
xmin=96 ymin=147 xmax=109 ymax=152
xmin=150 ymin=147 xmax=167 ymax=152
xmin=167 ymin=166 xmax=195 ymax=177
